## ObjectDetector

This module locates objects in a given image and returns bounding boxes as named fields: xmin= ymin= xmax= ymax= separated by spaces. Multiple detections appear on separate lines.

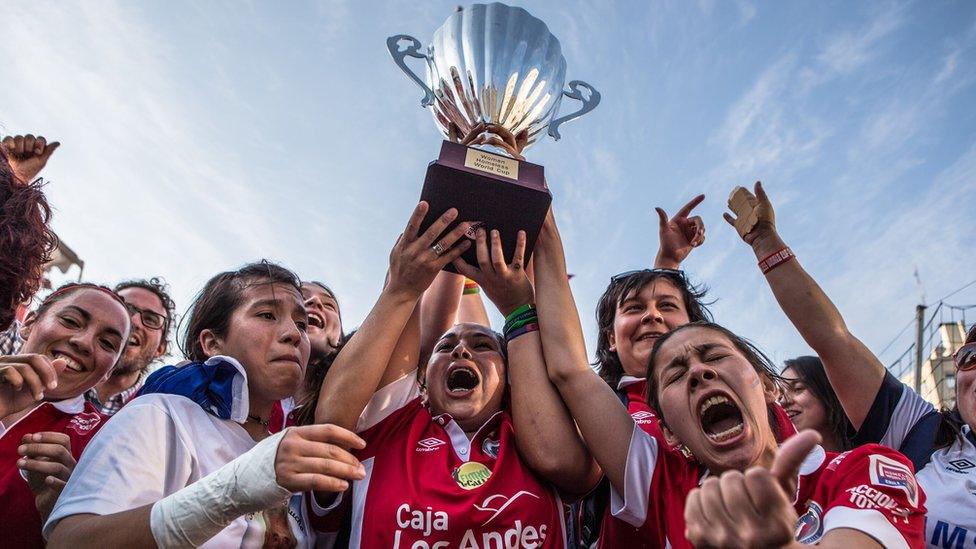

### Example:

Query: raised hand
xmin=18 ymin=431 xmax=75 ymax=521
xmin=275 ymin=424 xmax=367 ymax=493
xmin=452 ymin=228 xmax=533 ymax=316
xmin=1 ymin=134 xmax=60 ymax=183
xmin=386 ymin=202 xmax=472 ymax=299
xmin=683 ymin=430 xmax=821 ymax=548
xmin=655 ymin=194 xmax=706 ymax=269
xmin=0 ymin=355 xmax=65 ymax=418
xmin=723 ymin=181 xmax=776 ymax=246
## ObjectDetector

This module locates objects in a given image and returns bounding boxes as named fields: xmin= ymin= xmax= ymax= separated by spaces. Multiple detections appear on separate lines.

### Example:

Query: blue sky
xmin=1 ymin=0 xmax=974 ymax=367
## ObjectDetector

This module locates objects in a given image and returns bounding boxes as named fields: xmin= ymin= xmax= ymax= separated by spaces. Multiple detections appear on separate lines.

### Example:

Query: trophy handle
xmin=387 ymin=34 xmax=436 ymax=108
xmin=547 ymin=80 xmax=601 ymax=141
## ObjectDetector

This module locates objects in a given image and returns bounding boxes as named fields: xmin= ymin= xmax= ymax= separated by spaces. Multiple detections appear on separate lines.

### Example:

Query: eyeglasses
xmin=953 ymin=342 xmax=976 ymax=371
xmin=610 ymin=268 xmax=686 ymax=285
xmin=125 ymin=303 xmax=167 ymax=331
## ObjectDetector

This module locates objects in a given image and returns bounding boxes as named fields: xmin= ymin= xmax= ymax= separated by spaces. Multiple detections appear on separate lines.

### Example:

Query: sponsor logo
xmin=453 ymin=461 xmax=492 ymax=490
xmin=869 ymin=454 xmax=919 ymax=507
xmin=473 ymin=491 xmax=540 ymax=526
xmin=396 ymin=503 xmax=449 ymax=537
xmin=481 ymin=438 xmax=500 ymax=459
xmin=416 ymin=437 xmax=446 ymax=452
xmin=794 ymin=501 xmax=823 ymax=544
xmin=845 ymin=484 xmax=912 ymax=523
xmin=67 ymin=412 xmax=102 ymax=435
xmin=946 ymin=458 xmax=975 ymax=474
xmin=631 ymin=410 xmax=656 ymax=423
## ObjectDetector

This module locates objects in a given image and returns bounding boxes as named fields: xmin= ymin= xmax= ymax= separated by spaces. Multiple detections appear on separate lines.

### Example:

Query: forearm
xmin=457 ymin=292 xmax=490 ymax=326
xmin=316 ymin=288 xmax=419 ymax=429
xmin=48 ymin=507 xmax=156 ymax=548
xmin=509 ymin=331 xmax=601 ymax=496
xmin=420 ymin=271 xmax=464 ymax=362
xmin=750 ymin=231 xmax=885 ymax=427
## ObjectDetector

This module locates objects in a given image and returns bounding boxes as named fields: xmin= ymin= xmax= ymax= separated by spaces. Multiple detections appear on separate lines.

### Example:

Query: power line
xmin=877 ymin=317 xmax=916 ymax=358
xmin=936 ymin=277 xmax=976 ymax=303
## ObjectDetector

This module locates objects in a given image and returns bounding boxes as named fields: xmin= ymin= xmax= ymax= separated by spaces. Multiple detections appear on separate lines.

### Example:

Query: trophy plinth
xmin=389 ymin=2 xmax=599 ymax=268
xmin=419 ymin=141 xmax=551 ymax=273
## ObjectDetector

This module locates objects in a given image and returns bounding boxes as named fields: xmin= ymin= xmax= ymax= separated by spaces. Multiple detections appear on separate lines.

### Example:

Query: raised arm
xmin=454 ymin=228 xmax=601 ymax=497
xmin=533 ymin=210 xmax=636 ymax=493
xmin=315 ymin=203 xmax=471 ymax=430
xmin=724 ymin=182 xmax=884 ymax=429
xmin=653 ymin=194 xmax=706 ymax=269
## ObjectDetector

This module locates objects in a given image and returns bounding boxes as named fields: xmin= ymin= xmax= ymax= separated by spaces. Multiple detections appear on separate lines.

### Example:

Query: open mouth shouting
xmin=445 ymin=364 xmax=481 ymax=398
xmin=698 ymin=393 xmax=745 ymax=444
xmin=307 ymin=311 xmax=325 ymax=331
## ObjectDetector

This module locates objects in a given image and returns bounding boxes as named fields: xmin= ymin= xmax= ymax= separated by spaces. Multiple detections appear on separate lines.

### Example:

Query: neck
xmin=97 ymin=368 xmax=143 ymax=402
xmin=819 ymin=430 xmax=842 ymax=453
xmin=242 ymin=395 xmax=275 ymax=441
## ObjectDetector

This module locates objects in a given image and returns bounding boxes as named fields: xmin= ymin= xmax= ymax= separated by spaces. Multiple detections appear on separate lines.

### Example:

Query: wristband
xmin=149 ymin=429 xmax=292 ymax=548
xmin=505 ymin=322 xmax=539 ymax=343
xmin=503 ymin=303 xmax=537 ymax=334
xmin=463 ymin=279 xmax=480 ymax=295
xmin=758 ymin=247 xmax=795 ymax=274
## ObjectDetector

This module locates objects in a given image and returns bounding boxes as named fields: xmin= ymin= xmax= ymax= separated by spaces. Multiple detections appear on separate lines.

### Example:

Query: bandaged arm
xmin=48 ymin=430 xmax=292 ymax=549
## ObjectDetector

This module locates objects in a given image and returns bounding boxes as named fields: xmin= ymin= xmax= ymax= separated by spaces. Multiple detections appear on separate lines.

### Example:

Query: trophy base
xmin=419 ymin=141 xmax=552 ymax=274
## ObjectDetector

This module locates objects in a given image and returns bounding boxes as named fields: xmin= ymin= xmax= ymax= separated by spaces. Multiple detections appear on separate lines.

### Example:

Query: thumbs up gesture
xmin=683 ymin=430 xmax=821 ymax=548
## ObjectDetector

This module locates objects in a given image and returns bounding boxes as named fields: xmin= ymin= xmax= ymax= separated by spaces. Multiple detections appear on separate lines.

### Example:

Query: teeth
xmin=706 ymin=422 xmax=743 ymax=442
xmin=699 ymin=395 xmax=730 ymax=416
xmin=53 ymin=353 xmax=84 ymax=372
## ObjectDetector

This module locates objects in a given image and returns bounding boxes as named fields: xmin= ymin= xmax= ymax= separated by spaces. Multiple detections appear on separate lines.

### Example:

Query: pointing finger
xmin=675 ymin=194 xmax=705 ymax=218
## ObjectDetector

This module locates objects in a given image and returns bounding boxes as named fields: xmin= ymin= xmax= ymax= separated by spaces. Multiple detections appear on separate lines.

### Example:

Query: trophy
xmin=388 ymin=2 xmax=600 ymax=269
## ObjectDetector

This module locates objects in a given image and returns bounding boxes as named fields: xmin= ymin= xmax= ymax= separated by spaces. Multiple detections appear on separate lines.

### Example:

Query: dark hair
xmin=0 ymin=148 xmax=57 ymax=331
xmin=179 ymin=261 xmax=302 ymax=362
xmin=783 ymin=356 xmax=854 ymax=451
xmin=933 ymin=323 xmax=976 ymax=450
xmin=115 ymin=277 xmax=176 ymax=337
xmin=293 ymin=329 xmax=355 ymax=426
xmin=417 ymin=324 xmax=508 ymax=385
xmin=595 ymin=271 xmax=712 ymax=388
xmin=645 ymin=321 xmax=784 ymax=441
xmin=304 ymin=280 xmax=341 ymax=323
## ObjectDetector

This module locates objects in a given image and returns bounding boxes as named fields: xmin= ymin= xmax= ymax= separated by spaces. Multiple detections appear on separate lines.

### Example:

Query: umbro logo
xmin=947 ymin=458 xmax=975 ymax=474
xmin=416 ymin=437 xmax=446 ymax=452
xmin=631 ymin=410 xmax=656 ymax=423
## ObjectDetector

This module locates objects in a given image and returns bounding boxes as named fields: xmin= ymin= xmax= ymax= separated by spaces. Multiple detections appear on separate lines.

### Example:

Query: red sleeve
xmin=816 ymin=444 xmax=926 ymax=549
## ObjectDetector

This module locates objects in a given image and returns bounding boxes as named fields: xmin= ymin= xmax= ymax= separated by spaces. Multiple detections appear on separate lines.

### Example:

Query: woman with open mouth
xmin=1 ymin=283 xmax=131 ymax=548
xmin=313 ymin=202 xmax=597 ymax=548
xmin=534 ymin=206 xmax=926 ymax=548
xmin=733 ymin=181 xmax=976 ymax=547
xmin=45 ymin=262 xmax=366 ymax=548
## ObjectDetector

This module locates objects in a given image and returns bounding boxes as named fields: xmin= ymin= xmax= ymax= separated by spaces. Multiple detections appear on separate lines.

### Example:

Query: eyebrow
xmin=64 ymin=305 xmax=125 ymax=339
xmin=660 ymin=342 xmax=726 ymax=372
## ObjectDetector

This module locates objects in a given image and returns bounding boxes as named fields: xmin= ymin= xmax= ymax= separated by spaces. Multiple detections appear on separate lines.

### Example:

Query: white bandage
xmin=149 ymin=429 xmax=292 ymax=548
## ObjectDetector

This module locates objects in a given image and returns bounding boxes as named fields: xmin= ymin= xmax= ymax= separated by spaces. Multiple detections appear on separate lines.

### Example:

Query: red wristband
xmin=758 ymin=247 xmax=795 ymax=274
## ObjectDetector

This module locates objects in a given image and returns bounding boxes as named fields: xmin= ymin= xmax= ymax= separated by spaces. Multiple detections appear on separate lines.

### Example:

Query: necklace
xmin=247 ymin=414 xmax=270 ymax=427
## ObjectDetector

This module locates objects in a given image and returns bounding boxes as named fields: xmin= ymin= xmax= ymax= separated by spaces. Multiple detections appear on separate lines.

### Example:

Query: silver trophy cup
xmin=388 ymin=2 xmax=600 ymax=155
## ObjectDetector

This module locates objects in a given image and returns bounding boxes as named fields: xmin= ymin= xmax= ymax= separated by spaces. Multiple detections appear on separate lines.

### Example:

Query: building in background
xmin=897 ymin=321 xmax=968 ymax=410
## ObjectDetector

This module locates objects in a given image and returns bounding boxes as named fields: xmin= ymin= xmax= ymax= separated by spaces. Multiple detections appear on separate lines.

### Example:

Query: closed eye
xmin=59 ymin=315 xmax=81 ymax=329
xmin=257 ymin=311 xmax=275 ymax=321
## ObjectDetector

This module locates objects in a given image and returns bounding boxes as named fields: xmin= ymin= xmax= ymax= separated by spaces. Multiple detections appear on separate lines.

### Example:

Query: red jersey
xmin=0 ymin=396 xmax=106 ymax=548
xmin=336 ymin=374 xmax=567 ymax=548
xmin=613 ymin=421 xmax=927 ymax=548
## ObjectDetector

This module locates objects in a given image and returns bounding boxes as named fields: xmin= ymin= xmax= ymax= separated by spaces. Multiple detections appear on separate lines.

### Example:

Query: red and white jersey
xmin=613 ymin=421 xmax=927 ymax=548
xmin=0 ymin=396 xmax=106 ymax=548
xmin=338 ymin=372 xmax=567 ymax=548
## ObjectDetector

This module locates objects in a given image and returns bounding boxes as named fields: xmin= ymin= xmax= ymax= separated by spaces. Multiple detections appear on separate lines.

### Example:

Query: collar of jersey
xmin=50 ymin=394 xmax=86 ymax=414
xmin=617 ymin=375 xmax=644 ymax=391
xmin=430 ymin=409 xmax=505 ymax=461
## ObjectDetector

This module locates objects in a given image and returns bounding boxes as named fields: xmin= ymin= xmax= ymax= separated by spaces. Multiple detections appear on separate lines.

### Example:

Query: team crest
xmin=67 ymin=412 xmax=102 ymax=435
xmin=482 ymin=438 xmax=500 ymax=459
xmin=794 ymin=501 xmax=823 ymax=543
xmin=869 ymin=454 xmax=919 ymax=507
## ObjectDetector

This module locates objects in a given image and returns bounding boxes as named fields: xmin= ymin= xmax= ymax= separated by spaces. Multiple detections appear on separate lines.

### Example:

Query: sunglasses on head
xmin=610 ymin=268 xmax=686 ymax=285
xmin=953 ymin=342 xmax=976 ymax=371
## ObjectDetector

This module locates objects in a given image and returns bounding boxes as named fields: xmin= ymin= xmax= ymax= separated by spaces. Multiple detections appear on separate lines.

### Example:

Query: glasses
xmin=953 ymin=342 xmax=976 ymax=371
xmin=610 ymin=268 xmax=686 ymax=285
xmin=126 ymin=303 xmax=167 ymax=331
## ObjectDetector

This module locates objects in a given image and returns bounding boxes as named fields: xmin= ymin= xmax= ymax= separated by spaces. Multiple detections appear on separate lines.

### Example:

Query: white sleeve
xmin=822 ymin=507 xmax=909 ymax=549
xmin=882 ymin=385 xmax=935 ymax=450
xmin=356 ymin=369 xmax=421 ymax=432
xmin=609 ymin=423 xmax=660 ymax=527
xmin=45 ymin=400 xmax=190 ymax=538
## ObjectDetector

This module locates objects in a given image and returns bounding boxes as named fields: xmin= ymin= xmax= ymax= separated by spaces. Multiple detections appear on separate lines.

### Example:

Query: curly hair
xmin=115 ymin=277 xmax=176 ymax=338
xmin=0 ymin=147 xmax=57 ymax=331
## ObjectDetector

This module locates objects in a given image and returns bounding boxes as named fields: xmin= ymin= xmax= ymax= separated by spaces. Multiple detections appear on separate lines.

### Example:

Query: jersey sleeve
xmin=608 ymin=423 xmax=661 ymax=527
xmin=851 ymin=371 xmax=936 ymax=451
xmin=817 ymin=444 xmax=926 ymax=549
xmin=355 ymin=369 xmax=421 ymax=432
xmin=44 ymin=400 xmax=191 ymax=539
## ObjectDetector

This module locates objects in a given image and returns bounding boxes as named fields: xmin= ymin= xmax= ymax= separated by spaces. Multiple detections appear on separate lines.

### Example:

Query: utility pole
xmin=914 ymin=304 xmax=927 ymax=393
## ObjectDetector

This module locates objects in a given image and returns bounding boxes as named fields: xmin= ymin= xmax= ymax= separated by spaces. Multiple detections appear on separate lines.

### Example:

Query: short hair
xmin=0 ymin=147 xmax=57 ymax=331
xmin=594 ymin=270 xmax=712 ymax=388
xmin=179 ymin=261 xmax=302 ymax=362
xmin=115 ymin=277 xmax=176 ymax=338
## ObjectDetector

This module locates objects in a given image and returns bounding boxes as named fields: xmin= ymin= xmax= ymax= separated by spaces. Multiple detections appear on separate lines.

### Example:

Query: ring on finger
xmin=431 ymin=243 xmax=447 ymax=256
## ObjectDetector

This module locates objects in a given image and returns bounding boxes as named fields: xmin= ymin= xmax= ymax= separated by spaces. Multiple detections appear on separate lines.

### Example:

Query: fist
xmin=1 ymin=134 xmax=60 ymax=183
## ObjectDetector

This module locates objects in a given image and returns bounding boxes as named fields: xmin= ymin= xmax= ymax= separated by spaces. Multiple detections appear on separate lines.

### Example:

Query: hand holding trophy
xmin=387 ymin=2 xmax=600 ymax=272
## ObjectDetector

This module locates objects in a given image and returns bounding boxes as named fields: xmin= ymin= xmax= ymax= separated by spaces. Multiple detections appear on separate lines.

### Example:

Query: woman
xmin=1 ymin=283 xmax=130 ymax=548
xmin=534 ymin=207 xmax=926 ymax=548
xmin=727 ymin=181 xmax=976 ymax=546
xmin=780 ymin=356 xmax=853 ymax=452
xmin=313 ymin=203 xmax=597 ymax=547
xmin=45 ymin=262 xmax=366 ymax=548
